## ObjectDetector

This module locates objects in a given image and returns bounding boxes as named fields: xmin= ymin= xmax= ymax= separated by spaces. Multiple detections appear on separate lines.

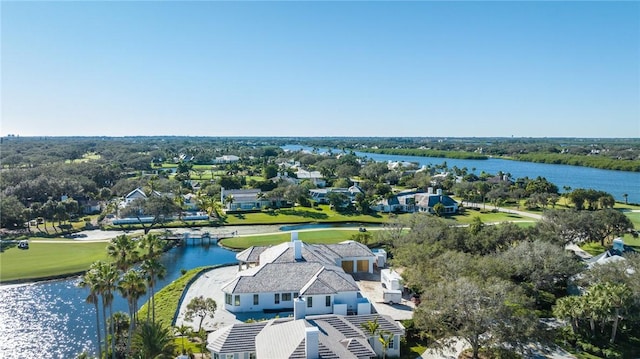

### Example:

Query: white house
xmin=124 ymin=188 xmax=147 ymax=205
xmin=214 ymin=155 xmax=240 ymax=164
xmin=223 ymin=238 xmax=376 ymax=315
xmin=296 ymin=169 xmax=326 ymax=188
xmin=220 ymin=188 xmax=270 ymax=211
xmin=208 ymin=313 xmax=404 ymax=359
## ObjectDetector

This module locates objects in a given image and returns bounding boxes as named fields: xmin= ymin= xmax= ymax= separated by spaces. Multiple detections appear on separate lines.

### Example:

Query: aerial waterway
xmin=282 ymin=145 xmax=640 ymax=204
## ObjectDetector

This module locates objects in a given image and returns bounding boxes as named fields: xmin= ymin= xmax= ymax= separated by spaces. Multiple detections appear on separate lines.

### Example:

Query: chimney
xmin=305 ymin=327 xmax=319 ymax=359
xmin=436 ymin=188 xmax=443 ymax=196
xmin=427 ymin=187 xmax=433 ymax=194
xmin=294 ymin=297 xmax=306 ymax=320
xmin=220 ymin=187 xmax=225 ymax=203
xmin=294 ymin=241 xmax=303 ymax=260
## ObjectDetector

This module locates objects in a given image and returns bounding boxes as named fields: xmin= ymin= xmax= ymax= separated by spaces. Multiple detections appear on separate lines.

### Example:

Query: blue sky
xmin=2 ymin=1 xmax=638 ymax=137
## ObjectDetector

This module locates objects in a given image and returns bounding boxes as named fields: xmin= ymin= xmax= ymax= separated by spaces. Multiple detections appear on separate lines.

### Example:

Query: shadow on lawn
xmin=277 ymin=209 xmax=329 ymax=220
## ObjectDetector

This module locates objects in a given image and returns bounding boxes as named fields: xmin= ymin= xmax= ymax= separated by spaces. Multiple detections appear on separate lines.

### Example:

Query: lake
xmin=0 ymin=243 xmax=237 ymax=359
xmin=282 ymin=145 xmax=640 ymax=204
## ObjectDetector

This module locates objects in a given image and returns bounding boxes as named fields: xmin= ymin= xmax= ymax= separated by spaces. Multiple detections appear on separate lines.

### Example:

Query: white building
xmin=222 ymin=237 xmax=376 ymax=315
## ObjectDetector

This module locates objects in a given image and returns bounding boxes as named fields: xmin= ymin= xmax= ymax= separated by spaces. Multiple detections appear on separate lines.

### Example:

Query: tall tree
xmin=94 ymin=261 xmax=119 ymax=359
xmin=414 ymin=277 xmax=538 ymax=359
xmin=107 ymin=235 xmax=139 ymax=271
xmin=141 ymin=258 xmax=166 ymax=322
xmin=78 ymin=269 xmax=103 ymax=359
xmin=184 ymin=296 xmax=217 ymax=332
xmin=118 ymin=269 xmax=147 ymax=351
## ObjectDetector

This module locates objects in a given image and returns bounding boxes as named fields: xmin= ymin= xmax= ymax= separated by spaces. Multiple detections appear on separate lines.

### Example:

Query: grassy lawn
xmin=220 ymin=229 xmax=365 ymax=249
xmin=448 ymin=208 xmax=537 ymax=225
xmin=581 ymin=235 xmax=640 ymax=256
xmin=0 ymin=241 xmax=110 ymax=282
xmin=222 ymin=205 xmax=391 ymax=225
xmin=138 ymin=266 xmax=214 ymax=328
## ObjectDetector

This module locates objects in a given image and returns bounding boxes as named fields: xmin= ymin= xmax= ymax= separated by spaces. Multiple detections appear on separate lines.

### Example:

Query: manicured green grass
xmin=220 ymin=229 xmax=365 ymax=249
xmin=222 ymin=205 xmax=391 ymax=225
xmin=0 ymin=241 xmax=110 ymax=282
xmin=448 ymin=208 xmax=536 ymax=225
xmin=138 ymin=266 xmax=213 ymax=327
xmin=623 ymin=210 xmax=640 ymax=228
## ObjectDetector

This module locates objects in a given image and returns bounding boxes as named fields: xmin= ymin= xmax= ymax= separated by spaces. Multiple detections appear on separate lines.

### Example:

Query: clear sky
xmin=1 ymin=1 xmax=639 ymax=138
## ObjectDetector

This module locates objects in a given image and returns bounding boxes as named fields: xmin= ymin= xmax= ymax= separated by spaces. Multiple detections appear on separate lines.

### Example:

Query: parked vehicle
xmin=382 ymin=289 xmax=402 ymax=305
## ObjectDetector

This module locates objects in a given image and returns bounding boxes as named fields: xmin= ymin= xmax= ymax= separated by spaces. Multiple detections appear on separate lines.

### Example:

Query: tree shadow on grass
xmin=277 ymin=209 xmax=329 ymax=220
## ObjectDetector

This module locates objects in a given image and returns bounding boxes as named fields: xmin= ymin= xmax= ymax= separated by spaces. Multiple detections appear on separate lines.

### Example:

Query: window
xmin=234 ymin=295 xmax=240 ymax=306
xmin=325 ymin=296 xmax=331 ymax=307
xmin=225 ymin=354 xmax=234 ymax=359
xmin=225 ymin=294 xmax=232 ymax=305
xmin=253 ymin=294 xmax=259 ymax=305
xmin=294 ymin=292 xmax=299 ymax=298
xmin=387 ymin=336 xmax=395 ymax=349
xmin=274 ymin=293 xmax=280 ymax=304
xmin=307 ymin=297 xmax=313 ymax=307
xmin=282 ymin=293 xmax=292 ymax=301
xmin=213 ymin=354 xmax=219 ymax=359
xmin=249 ymin=353 xmax=256 ymax=359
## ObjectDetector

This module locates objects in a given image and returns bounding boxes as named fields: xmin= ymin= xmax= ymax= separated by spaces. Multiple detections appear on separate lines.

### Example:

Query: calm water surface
xmin=0 ymin=243 xmax=237 ymax=359
xmin=283 ymin=145 xmax=640 ymax=203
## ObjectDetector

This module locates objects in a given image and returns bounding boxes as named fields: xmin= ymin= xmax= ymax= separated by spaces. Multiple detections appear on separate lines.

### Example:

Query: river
xmin=2 ymin=146 xmax=639 ymax=358
xmin=282 ymin=145 xmax=640 ymax=204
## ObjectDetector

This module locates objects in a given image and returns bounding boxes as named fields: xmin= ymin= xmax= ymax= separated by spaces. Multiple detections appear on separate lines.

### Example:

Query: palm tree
xmin=623 ymin=193 xmax=628 ymax=204
xmin=378 ymin=331 xmax=393 ymax=359
xmin=78 ymin=269 xmax=103 ymax=359
xmin=553 ymin=295 xmax=583 ymax=334
xmin=141 ymin=258 xmax=166 ymax=322
xmin=223 ymin=194 xmax=235 ymax=211
xmin=360 ymin=317 xmax=380 ymax=347
xmin=131 ymin=321 xmax=177 ymax=359
xmin=174 ymin=324 xmax=192 ymax=353
xmin=118 ymin=268 xmax=147 ymax=350
xmin=140 ymin=233 xmax=165 ymax=260
xmin=107 ymin=234 xmax=139 ymax=271
xmin=94 ymin=261 xmax=119 ymax=359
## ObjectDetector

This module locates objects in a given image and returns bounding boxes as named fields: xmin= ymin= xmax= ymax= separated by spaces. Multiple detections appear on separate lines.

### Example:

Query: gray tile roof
xmin=208 ymin=314 xmax=401 ymax=359
xmin=207 ymin=321 xmax=267 ymax=354
xmin=322 ymin=241 xmax=375 ymax=258
xmin=236 ymin=246 xmax=267 ymax=263
xmin=221 ymin=262 xmax=358 ymax=295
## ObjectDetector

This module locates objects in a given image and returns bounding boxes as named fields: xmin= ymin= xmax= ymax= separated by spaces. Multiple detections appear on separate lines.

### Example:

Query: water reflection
xmin=0 ymin=243 xmax=237 ymax=358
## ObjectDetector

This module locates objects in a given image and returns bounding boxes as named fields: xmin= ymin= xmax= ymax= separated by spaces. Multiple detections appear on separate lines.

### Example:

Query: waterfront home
xmin=372 ymin=187 xmax=458 ymax=214
xmin=208 ymin=313 xmax=405 ymax=359
xmin=309 ymin=186 xmax=363 ymax=205
xmin=220 ymin=188 xmax=271 ymax=211
xmin=415 ymin=188 xmax=459 ymax=214
xmin=223 ymin=238 xmax=376 ymax=315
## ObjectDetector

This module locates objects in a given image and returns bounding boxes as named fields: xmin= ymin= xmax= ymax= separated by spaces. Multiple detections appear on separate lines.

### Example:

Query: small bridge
xmin=164 ymin=231 xmax=236 ymax=246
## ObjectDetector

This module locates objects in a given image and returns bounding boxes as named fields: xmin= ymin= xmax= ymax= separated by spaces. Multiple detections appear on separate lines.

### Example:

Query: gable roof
xmin=207 ymin=321 xmax=268 ymax=354
xmin=222 ymin=262 xmax=359 ymax=295
xmin=208 ymin=314 xmax=401 ymax=358
xmin=415 ymin=193 xmax=458 ymax=208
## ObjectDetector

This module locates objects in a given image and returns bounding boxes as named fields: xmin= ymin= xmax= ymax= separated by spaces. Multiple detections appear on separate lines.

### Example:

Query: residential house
xmin=208 ymin=313 xmax=405 ymax=359
xmin=80 ymin=199 xmax=102 ymax=214
xmin=371 ymin=190 xmax=419 ymax=213
xmin=221 ymin=188 xmax=270 ymax=211
xmin=182 ymin=193 xmax=199 ymax=211
xmin=586 ymin=238 xmax=636 ymax=268
xmin=372 ymin=188 xmax=458 ymax=214
xmin=309 ymin=186 xmax=363 ymax=205
xmin=214 ymin=155 xmax=241 ymax=164
xmin=296 ymin=169 xmax=326 ymax=188
xmin=415 ymin=188 xmax=459 ymax=214
xmin=124 ymin=188 xmax=148 ymax=205
xmin=223 ymin=238 xmax=376 ymax=315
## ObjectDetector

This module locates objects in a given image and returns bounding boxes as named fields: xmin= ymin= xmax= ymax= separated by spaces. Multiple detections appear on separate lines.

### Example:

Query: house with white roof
xmin=208 ymin=313 xmax=405 ymax=359
xmin=214 ymin=155 xmax=240 ymax=164
xmin=372 ymin=187 xmax=458 ymax=214
xmin=223 ymin=237 xmax=376 ymax=316
xmin=220 ymin=188 xmax=270 ymax=211
xmin=296 ymin=169 xmax=326 ymax=188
